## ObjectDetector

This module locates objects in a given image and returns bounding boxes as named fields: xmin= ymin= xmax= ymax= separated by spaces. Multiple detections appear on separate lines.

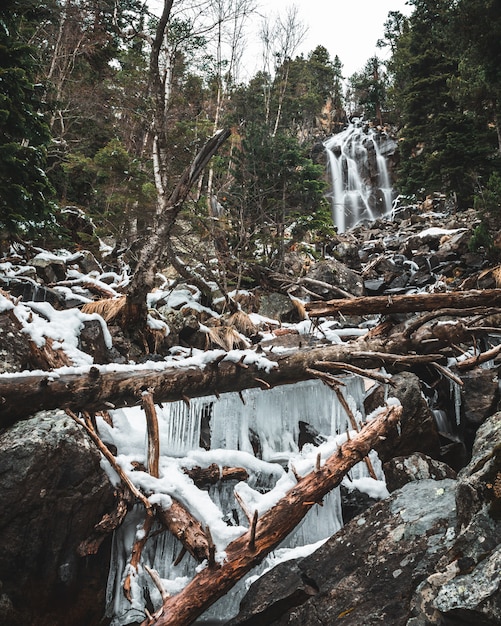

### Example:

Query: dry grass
xmin=205 ymin=325 xmax=250 ymax=351
xmin=227 ymin=310 xmax=258 ymax=336
xmin=81 ymin=296 xmax=126 ymax=322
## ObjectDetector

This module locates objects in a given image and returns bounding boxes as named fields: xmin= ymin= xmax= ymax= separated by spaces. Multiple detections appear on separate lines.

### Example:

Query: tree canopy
xmin=1 ymin=0 xmax=500 ymax=261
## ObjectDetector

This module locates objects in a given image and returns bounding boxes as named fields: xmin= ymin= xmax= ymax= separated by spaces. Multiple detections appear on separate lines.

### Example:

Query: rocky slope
xmin=0 ymin=200 xmax=500 ymax=625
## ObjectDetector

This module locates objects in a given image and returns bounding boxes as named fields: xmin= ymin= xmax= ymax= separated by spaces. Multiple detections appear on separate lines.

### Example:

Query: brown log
xmin=0 ymin=342 xmax=441 ymax=427
xmin=141 ymin=404 xmax=403 ymax=626
xmin=305 ymin=289 xmax=501 ymax=317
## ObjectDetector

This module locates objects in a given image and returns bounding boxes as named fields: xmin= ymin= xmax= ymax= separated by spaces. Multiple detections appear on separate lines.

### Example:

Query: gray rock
xmin=0 ymin=410 xmax=115 ymax=626
xmin=365 ymin=372 xmax=441 ymax=463
xmin=461 ymin=369 xmax=500 ymax=448
xmin=30 ymin=254 xmax=67 ymax=283
xmin=384 ymin=452 xmax=457 ymax=493
xmin=408 ymin=412 xmax=501 ymax=626
xmin=226 ymin=479 xmax=457 ymax=626
xmin=305 ymin=258 xmax=364 ymax=298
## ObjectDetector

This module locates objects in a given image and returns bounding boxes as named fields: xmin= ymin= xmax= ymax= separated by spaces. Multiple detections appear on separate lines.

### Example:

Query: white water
xmin=101 ymin=378 xmax=386 ymax=625
xmin=324 ymin=120 xmax=395 ymax=233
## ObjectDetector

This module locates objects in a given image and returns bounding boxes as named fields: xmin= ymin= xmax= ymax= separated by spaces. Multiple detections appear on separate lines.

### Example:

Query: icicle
xmin=105 ymin=377 xmax=385 ymax=625
xmin=450 ymin=378 xmax=462 ymax=426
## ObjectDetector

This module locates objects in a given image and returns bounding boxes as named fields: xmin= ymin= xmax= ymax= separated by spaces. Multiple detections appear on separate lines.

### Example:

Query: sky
xmin=147 ymin=0 xmax=414 ymax=81
xmin=246 ymin=0 xmax=413 ymax=78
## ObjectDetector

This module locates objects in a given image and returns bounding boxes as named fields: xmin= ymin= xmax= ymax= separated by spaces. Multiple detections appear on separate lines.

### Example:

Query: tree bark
xmin=141 ymin=404 xmax=403 ymax=626
xmin=3 ymin=290 xmax=498 ymax=427
xmin=305 ymin=289 xmax=501 ymax=317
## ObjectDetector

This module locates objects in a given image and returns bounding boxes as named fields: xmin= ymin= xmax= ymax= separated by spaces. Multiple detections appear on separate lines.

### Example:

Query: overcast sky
xmin=246 ymin=0 xmax=413 ymax=78
xmin=148 ymin=0 xmax=413 ymax=79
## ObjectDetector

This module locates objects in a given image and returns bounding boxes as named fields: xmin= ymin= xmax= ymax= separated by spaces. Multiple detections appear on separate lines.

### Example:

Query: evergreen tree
xmin=0 ymin=1 xmax=55 ymax=235
xmin=226 ymin=123 xmax=330 ymax=270
xmin=391 ymin=0 xmax=493 ymax=207
xmin=348 ymin=56 xmax=387 ymax=125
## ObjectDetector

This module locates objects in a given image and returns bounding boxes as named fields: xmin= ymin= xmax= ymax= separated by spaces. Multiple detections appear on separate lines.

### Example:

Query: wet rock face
xmin=226 ymin=479 xmax=458 ymax=626
xmin=0 ymin=411 xmax=115 ymax=626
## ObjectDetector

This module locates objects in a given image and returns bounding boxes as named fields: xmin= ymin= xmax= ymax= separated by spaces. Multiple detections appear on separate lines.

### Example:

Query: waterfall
xmin=99 ymin=378 xmax=386 ymax=625
xmin=324 ymin=119 xmax=395 ymax=233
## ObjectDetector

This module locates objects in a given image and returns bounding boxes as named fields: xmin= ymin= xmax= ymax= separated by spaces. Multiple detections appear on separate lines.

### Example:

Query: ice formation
xmin=100 ymin=377 xmax=387 ymax=625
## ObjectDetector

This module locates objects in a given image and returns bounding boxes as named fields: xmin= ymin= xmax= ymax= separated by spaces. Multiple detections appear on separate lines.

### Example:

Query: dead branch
xmin=306 ymin=368 xmax=377 ymax=479
xmin=68 ymin=410 xmax=211 ymax=564
xmin=141 ymin=404 xmax=403 ymax=626
xmin=184 ymin=464 xmax=249 ymax=488
xmin=315 ymin=361 xmax=394 ymax=386
xmin=455 ymin=343 xmax=501 ymax=371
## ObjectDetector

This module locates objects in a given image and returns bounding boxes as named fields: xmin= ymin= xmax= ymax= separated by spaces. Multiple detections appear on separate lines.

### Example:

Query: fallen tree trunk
xmin=3 ymin=293 xmax=498 ymax=427
xmin=141 ymin=403 xmax=403 ymax=626
xmin=0 ymin=340 xmax=430 ymax=427
xmin=305 ymin=289 xmax=501 ymax=317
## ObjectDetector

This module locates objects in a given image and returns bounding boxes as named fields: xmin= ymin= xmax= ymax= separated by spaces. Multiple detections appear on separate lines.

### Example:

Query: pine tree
xmin=0 ymin=1 xmax=55 ymax=236
xmin=387 ymin=0 xmax=499 ymax=207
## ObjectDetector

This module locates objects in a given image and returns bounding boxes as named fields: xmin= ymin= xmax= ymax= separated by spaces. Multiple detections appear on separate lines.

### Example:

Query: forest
xmin=1 ymin=1 xmax=501 ymax=626
xmin=1 ymin=0 xmax=500 ymax=271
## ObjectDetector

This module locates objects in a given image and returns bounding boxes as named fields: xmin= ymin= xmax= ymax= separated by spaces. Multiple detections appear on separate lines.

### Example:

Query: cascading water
xmin=99 ymin=378 xmax=386 ymax=625
xmin=324 ymin=119 xmax=396 ymax=233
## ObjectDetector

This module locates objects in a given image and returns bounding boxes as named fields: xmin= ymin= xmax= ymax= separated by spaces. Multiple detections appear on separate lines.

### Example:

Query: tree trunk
xmin=123 ymin=128 xmax=232 ymax=332
xmin=0 ymin=338 xmax=422 ymax=427
xmin=305 ymin=289 xmax=501 ymax=317
xmin=141 ymin=404 xmax=403 ymax=626
xmin=3 ymin=288 xmax=497 ymax=427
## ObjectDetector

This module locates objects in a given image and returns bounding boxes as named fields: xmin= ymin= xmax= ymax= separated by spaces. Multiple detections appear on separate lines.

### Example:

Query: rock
xmin=78 ymin=318 xmax=123 ymax=364
xmin=365 ymin=372 xmax=441 ymax=463
xmin=30 ymin=253 xmax=67 ymax=283
xmin=226 ymin=479 xmax=458 ymax=626
xmin=305 ymin=258 xmax=364 ymax=298
xmin=383 ymin=452 xmax=457 ymax=493
xmin=0 ymin=313 xmax=32 ymax=373
xmin=461 ymin=369 xmax=500 ymax=450
xmin=0 ymin=411 xmax=115 ymax=626
xmin=408 ymin=412 xmax=501 ymax=625
xmin=257 ymin=293 xmax=299 ymax=322
xmin=72 ymin=250 xmax=103 ymax=275
xmin=0 ymin=276 xmax=66 ymax=308
xmin=340 ymin=483 xmax=378 ymax=523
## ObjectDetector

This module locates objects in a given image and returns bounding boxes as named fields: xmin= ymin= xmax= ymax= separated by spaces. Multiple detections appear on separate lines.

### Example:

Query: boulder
xmin=0 ymin=410 xmax=115 ymax=626
xmin=305 ymin=258 xmax=364 ymax=298
xmin=408 ymin=412 xmax=501 ymax=625
xmin=30 ymin=254 xmax=67 ymax=283
xmin=461 ymin=369 xmax=499 ymax=450
xmin=365 ymin=372 xmax=441 ymax=463
xmin=226 ymin=414 xmax=501 ymax=626
xmin=226 ymin=478 xmax=458 ymax=626
xmin=383 ymin=452 xmax=457 ymax=492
